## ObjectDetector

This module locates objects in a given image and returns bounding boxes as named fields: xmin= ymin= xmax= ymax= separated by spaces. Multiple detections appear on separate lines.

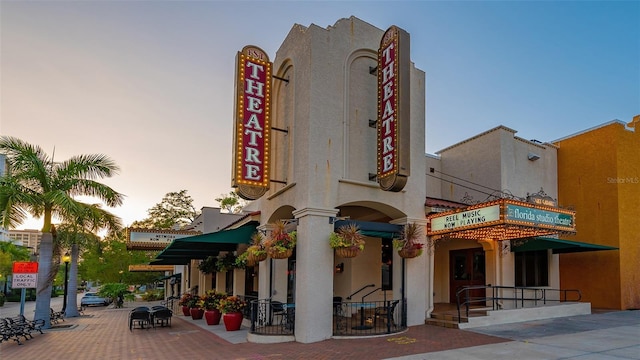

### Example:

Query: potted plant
xmin=393 ymin=223 xmax=424 ymax=259
xmin=246 ymin=232 xmax=267 ymax=265
xmin=215 ymin=252 xmax=237 ymax=272
xmin=178 ymin=293 xmax=193 ymax=316
xmin=330 ymin=223 xmax=365 ymax=258
xmin=200 ymin=290 xmax=227 ymax=325
xmin=198 ymin=256 xmax=217 ymax=274
xmin=187 ymin=294 xmax=204 ymax=320
xmin=235 ymin=251 xmax=249 ymax=269
xmin=265 ymin=220 xmax=297 ymax=259
xmin=218 ymin=296 xmax=248 ymax=331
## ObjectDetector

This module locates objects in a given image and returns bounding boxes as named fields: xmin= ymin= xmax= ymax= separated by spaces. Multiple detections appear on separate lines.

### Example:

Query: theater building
xmin=153 ymin=16 xmax=624 ymax=344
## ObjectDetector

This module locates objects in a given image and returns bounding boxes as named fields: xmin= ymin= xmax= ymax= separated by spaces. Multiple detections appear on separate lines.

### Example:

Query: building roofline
xmin=552 ymin=120 xmax=628 ymax=143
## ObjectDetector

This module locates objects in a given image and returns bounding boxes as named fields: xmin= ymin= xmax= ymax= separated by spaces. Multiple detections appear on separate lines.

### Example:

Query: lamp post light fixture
xmin=119 ymin=270 xmax=124 ymax=283
xmin=61 ymin=252 xmax=71 ymax=314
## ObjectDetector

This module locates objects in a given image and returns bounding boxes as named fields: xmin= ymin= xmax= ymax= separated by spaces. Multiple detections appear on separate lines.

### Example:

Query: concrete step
xmin=425 ymin=318 xmax=461 ymax=329
xmin=430 ymin=312 xmax=468 ymax=322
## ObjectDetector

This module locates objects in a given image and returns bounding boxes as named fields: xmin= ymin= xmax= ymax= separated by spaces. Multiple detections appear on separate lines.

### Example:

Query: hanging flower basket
xmin=248 ymin=252 xmax=268 ymax=264
xmin=245 ymin=232 xmax=268 ymax=266
xmin=398 ymin=247 xmax=422 ymax=259
xmin=330 ymin=224 xmax=365 ymax=258
xmin=268 ymin=247 xmax=293 ymax=259
xmin=335 ymin=247 xmax=361 ymax=258
xmin=393 ymin=223 xmax=425 ymax=259
xmin=264 ymin=220 xmax=296 ymax=260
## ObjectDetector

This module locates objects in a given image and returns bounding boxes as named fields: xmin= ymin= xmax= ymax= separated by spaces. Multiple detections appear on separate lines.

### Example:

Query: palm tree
xmin=56 ymin=203 xmax=122 ymax=317
xmin=0 ymin=136 xmax=123 ymax=327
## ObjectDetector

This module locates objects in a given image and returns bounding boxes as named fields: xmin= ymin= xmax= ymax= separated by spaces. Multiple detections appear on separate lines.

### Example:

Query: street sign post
xmin=12 ymin=261 xmax=38 ymax=316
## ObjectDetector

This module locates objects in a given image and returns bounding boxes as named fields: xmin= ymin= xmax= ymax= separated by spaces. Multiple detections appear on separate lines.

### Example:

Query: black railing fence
xmin=332 ymin=299 xmax=407 ymax=336
xmin=456 ymin=285 xmax=582 ymax=322
xmin=248 ymin=298 xmax=295 ymax=336
xmin=238 ymin=294 xmax=258 ymax=320
xmin=246 ymin=298 xmax=407 ymax=337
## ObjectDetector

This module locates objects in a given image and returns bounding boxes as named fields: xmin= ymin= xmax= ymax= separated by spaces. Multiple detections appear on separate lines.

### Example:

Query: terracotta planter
xmin=190 ymin=307 xmax=204 ymax=320
xmin=181 ymin=305 xmax=191 ymax=316
xmin=335 ymin=247 xmax=360 ymax=258
xmin=268 ymin=247 xmax=293 ymax=259
xmin=204 ymin=309 xmax=222 ymax=325
xmin=223 ymin=311 xmax=243 ymax=331
xmin=398 ymin=248 xmax=421 ymax=259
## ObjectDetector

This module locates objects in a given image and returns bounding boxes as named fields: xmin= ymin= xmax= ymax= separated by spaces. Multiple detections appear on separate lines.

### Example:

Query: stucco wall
xmin=555 ymin=120 xmax=639 ymax=310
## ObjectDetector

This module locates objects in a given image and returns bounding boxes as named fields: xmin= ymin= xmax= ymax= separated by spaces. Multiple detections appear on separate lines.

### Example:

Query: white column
xmin=234 ymin=269 xmax=246 ymax=297
xmin=391 ymin=217 xmax=428 ymax=326
xmin=292 ymin=207 xmax=338 ymax=343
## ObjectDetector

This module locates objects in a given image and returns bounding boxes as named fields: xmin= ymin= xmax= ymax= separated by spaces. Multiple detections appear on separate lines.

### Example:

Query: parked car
xmin=81 ymin=292 xmax=110 ymax=307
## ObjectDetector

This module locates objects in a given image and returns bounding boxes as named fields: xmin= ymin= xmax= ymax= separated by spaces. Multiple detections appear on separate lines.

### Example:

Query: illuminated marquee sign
xmin=377 ymin=25 xmax=411 ymax=192
xmin=232 ymin=45 xmax=272 ymax=200
xmin=126 ymin=228 xmax=200 ymax=250
xmin=429 ymin=205 xmax=501 ymax=232
xmin=427 ymin=199 xmax=576 ymax=240
xmin=506 ymin=204 xmax=574 ymax=229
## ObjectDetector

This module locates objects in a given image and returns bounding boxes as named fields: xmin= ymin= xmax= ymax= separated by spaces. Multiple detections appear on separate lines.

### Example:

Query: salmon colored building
xmin=554 ymin=116 xmax=640 ymax=310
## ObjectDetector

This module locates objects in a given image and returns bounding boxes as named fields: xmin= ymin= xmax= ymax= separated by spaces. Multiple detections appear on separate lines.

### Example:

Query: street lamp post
xmin=61 ymin=252 xmax=71 ymax=314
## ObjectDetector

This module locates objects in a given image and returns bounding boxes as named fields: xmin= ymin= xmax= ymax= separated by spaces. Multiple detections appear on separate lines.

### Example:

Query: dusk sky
xmin=1 ymin=1 xmax=638 ymax=230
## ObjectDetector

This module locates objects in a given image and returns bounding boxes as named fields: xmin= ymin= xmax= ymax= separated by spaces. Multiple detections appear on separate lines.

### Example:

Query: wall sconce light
xmin=335 ymin=263 xmax=344 ymax=274
xmin=527 ymin=152 xmax=541 ymax=161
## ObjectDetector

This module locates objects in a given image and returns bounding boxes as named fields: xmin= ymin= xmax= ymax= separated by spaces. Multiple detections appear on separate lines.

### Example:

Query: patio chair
xmin=151 ymin=307 xmax=173 ymax=328
xmin=270 ymin=301 xmax=286 ymax=326
xmin=374 ymin=300 xmax=399 ymax=328
xmin=129 ymin=308 xmax=151 ymax=331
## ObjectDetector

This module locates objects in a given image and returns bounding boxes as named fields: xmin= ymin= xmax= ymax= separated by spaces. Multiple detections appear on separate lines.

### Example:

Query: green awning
xmin=511 ymin=237 xmax=618 ymax=254
xmin=152 ymin=223 xmax=257 ymax=265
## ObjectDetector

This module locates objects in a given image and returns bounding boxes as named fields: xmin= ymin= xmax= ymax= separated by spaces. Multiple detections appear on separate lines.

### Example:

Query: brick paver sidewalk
xmin=0 ymin=304 xmax=508 ymax=359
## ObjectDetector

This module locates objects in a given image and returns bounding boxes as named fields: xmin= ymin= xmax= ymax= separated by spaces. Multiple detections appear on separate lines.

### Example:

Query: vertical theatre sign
xmin=377 ymin=26 xmax=411 ymax=192
xmin=232 ymin=46 xmax=272 ymax=200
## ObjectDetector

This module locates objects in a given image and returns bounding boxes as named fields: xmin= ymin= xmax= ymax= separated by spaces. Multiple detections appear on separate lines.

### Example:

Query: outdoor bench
xmin=0 ymin=318 xmax=31 ymax=345
xmin=50 ymin=308 xmax=64 ymax=324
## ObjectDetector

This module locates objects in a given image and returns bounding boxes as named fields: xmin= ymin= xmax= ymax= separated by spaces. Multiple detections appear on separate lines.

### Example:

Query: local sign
xmin=232 ymin=45 xmax=272 ymax=200
xmin=12 ymin=261 xmax=38 ymax=289
xmin=377 ymin=25 xmax=411 ymax=192
xmin=12 ymin=261 xmax=38 ymax=273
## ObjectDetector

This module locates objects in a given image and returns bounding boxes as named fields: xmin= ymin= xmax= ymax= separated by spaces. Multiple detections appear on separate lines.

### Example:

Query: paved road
xmin=390 ymin=310 xmax=640 ymax=360
xmin=0 ymin=292 xmax=84 ymax=319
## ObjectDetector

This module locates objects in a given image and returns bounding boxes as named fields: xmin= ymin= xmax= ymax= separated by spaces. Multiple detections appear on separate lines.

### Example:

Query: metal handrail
xmin=455 ymin=285 xmax=582 ymax=323
xmin=346 ymin=284 xmax=375 ymax=300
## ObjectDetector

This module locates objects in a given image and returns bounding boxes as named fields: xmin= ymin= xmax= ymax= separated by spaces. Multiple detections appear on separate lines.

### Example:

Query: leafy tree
xmin=80 ymin=230 xmax=159 ymax=287
xmin=0 ymin=242 xmax=31 ymax=294
xmin=0 ymin=136 xmax=123 ymax=327
xmin=215 ymin=191 xmax=247 ymax=214
xmin=130 ymin=190 xmax=199 ymax=229
xmin=97 ymin=283 xmax=134 ymax=308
